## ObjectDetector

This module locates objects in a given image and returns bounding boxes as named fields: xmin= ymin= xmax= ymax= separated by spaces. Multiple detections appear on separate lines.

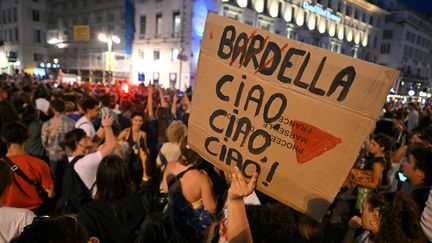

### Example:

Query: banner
xmin=73 ymin=25 xmax=90 ymax=42
xmin=188 ymin=13 xmax=399 ymax=220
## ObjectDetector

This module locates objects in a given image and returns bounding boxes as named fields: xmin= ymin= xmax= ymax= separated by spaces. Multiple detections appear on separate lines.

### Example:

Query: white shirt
xmin=157 ymin=142 xmax=181 ymax=167
xmin=0 ymin=207 xmax=35 ymax=242
xmin=69 ymin=151 xmax=103 ymax=189
xmin=75 ymin=116 xmax=96 ymax=139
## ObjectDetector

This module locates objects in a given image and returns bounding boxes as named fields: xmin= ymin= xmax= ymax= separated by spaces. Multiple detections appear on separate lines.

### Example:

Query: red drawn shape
xmin=210 ymin=31 xmax=213 ymax=40
xmin=292 ymin=120 xmax=342 ymax=164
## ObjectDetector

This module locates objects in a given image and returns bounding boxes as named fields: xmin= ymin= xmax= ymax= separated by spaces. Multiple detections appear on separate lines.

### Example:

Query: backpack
xmin=55 ymin=155 xmax=94 ymax=214
xmin=132 ymin=192 xmax=170 ymax=243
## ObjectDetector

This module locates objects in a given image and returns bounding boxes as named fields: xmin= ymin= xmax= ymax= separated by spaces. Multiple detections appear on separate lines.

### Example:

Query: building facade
xmin=131 ymin=0 xmax=388 ymax=89
xmin=368 ymin=0 xmax=432 ymax=95
xmin=0 ymin=0 xmax=49 ymax=75
xmin=45 ymin=0 xmax=130 ymax=83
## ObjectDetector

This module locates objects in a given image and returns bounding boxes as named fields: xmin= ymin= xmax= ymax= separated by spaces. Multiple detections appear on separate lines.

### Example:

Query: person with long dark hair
xmin=77 ymin=155 xmax=150 ymax=243
xmin=344 ymin=191 xmax=427 ymax=242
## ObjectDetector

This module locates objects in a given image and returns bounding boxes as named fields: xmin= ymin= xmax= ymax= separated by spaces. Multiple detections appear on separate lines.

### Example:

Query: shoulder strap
xmin=167 ymin=165 xmax=199 ymax=189
xmin=2 ymin=156 xmax=37 ymax=186
xmin=70 ymin=155 xmax=84 ymax=165
xmin=158 ymin=152 xmax=168 ymax=166
xmin=1 ymin=156 xmax=45 ymax=194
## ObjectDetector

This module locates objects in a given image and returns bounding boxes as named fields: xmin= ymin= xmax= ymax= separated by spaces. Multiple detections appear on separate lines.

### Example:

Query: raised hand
xmin=228 ymin=166 xmax=259 ymax=200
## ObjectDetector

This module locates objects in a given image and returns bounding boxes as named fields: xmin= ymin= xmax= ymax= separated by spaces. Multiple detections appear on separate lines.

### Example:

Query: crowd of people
xmin=0 ymin=73 xmax=431 ymax=243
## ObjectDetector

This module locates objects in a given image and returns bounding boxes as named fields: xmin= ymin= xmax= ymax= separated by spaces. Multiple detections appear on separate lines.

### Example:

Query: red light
xmin=121 ymin=84 xmax=129 ymax=93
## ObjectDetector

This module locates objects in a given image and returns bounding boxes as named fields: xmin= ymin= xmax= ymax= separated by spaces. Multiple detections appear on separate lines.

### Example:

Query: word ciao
xmin=203 ymin=74 xmax=289 ymax=187
xmin=217 ymin=25 xmax=356 ymax=102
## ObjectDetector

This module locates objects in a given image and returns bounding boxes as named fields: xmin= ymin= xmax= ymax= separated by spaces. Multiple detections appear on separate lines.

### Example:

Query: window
xmin=2 ymin=10 xmax=6 ymax=24
xmin=153 ymin=49 xmax=160 ymax=60
xmin=382 ymin=30 xmax=393 ymax=39
xmin=82 ymin=16 xmax=88 ymax=24
xmin=8 ymin=29 xmax=12 ymax=42
xmin=7 ymin=9 xmax=11 ymax=23
xmin=14 ymin=27 xmax=18 ymax=41
xmin=32 ymin=9 xmax=40 ymax=22
xmin=155 ymin=13 xmax=162 ymax=35
xmin=173 ymin=12 xmax=181 ymax=35
xmin=96 ymin=15 xmax=102 ymax=23
xmin=346 ymin=5 xmax=351 ymax=16
xmin=369 ymin=16 xmax=374 ymax=25
xmin=337 ymin=1 xmax=343 ymax=12
xmin=139 ymin=49 xmax=144 ymax=60
xmin=107 ymin=13 xmax=114 ymax=22
xmin=140 ymin=15 xmax=146 ymax=34
xmin=13 ymin=8 xmax=17 ymax=22
xmin=33 ymin=53 xmax=44 ymax=62
xmin=171 ymin=48 xmax=179 ymax=61
xmin=33 ymin=29 xmax=42 ymax=43
xmin=380 ymin=43 xmax=391 ymax=54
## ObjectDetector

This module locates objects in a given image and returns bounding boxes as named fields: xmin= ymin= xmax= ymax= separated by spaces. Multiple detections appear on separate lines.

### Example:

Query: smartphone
xmin=177 ymin=91 xmax=184 ymax=97
xmin=101 ymin=107 xmax=110 ymax=117
xmin=398 ymin=172 xmax=407 ymax=182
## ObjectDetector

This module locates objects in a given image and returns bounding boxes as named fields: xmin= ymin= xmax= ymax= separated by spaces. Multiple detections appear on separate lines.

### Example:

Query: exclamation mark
xmin=233 ymin=75 xmax=246 ymax=115
xmin=262 ymin=162 xmax=279 ymax=187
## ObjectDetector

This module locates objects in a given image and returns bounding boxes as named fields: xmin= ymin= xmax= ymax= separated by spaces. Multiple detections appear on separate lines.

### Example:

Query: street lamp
xmin=98 ymin=33 xmax=120 ymax=84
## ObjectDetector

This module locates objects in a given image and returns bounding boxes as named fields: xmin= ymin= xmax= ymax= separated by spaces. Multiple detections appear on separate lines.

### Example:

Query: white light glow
xmin=337 ymin=25 xmax=344 ymax=40
xmin=328 ymin=23 xmax=336 ymax=36
xmin=40 ymin=62 xmax=45 ymax=68
xmin=307 ymin=14 xmax=316 ymax=30
xmin=237 ymin=0 xmax=247 ymax=8
xmin=295 ymin=9 xmax=305 ymax=26
xmin=47 ymin=63 xmax=51 ymax=68
xmin=283 ymin=4 xmax=292 ymax=22
xmin=408 ymin=90 xmax=415 ymax=96
xmin=362 ymin=33 xmax=368 ymax=47
xmin=354 ymin=31 xmax=361 ymax=44
xmin=346 ymin=28 xmax=353 ymax=42
xmin=112 ymin=35 xmax=121 ymax=44
xmin=53 ymin=58 xmax=59 ymax=64
xmin=98 ymin=33 xmax=108 ymax=42
xmin=318 ymin=19 xmax=326 ymax=33
xmin=254 ymin=0 xmax=264 ymax=13
xmin=57 ymin=43 xmax=67 ymax=48
xmin=427 ymin=93 xmax=431 ymax=98
xmin=47 ymin=38 xmax=60 ymax=45
xmin=268 ymin=0 xmax=279 ymax=17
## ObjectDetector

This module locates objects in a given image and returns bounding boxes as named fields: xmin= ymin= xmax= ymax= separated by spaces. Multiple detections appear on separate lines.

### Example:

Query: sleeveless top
xmin=168 ymin=165 xmax=214 ymax=243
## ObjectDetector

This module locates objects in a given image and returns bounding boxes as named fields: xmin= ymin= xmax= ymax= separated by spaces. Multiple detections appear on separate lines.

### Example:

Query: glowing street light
xmin=98 ymin=33 xmax=121 ymax=84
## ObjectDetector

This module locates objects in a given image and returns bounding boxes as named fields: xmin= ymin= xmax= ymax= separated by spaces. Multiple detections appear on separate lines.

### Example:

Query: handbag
xmin=1 ymin=156 xmax=54 ymax=215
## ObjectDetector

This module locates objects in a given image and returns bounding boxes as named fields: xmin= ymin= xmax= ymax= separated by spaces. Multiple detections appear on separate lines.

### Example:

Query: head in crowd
xmin=404 ymin=144 xmax=432 ymax=186
xmin=130 ymin=112 xmax=144 ymax=130
xmin=20 ymin=105 xmax=39 ymax=126
xmin=62 ymin=128 xmax=91 ymax=152
xmin=64 ymin=101 xmax=77 ymax=113
xmin=362 ymin=191 xmax=424 ymax=242
xmin=166 ymin=120 xmax=187 ymax=144
xmin=50 ymin=99 xmax=65 ymax=113
xmin=0 ymin=88 xmax=8 ymax=101
xmin=100 ymin=94 xmax=111 ymax=108
xmin=95 ymin=155 xmax=135 ymax=201
xmin=0 ymin=161 xmax=13 ymax=200
xmin=369 ymin=133 xmax=393 ymax=154
xmin=157 ymin=107 xmax=171 ymax=142
xmin=1 ymin=122 xmax=29 ymax=145
xmin=10 ymin=216 xmax=95 ymax=243
xmin=178 ymin=136 xmax=200 ymax=166
xmin=81 ymin=98 xmax=100 ymax=120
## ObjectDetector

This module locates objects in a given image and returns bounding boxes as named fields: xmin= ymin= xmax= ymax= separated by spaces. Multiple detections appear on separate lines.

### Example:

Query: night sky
xmin=400 ymin=0 xmax=432 ymax=13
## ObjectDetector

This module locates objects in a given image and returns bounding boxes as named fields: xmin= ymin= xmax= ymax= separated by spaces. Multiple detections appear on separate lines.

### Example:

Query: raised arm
xmin=147 ymin=85 xmax=154 ymax=118
xmin=98 ymin=115 xmax=116 ymax=157
xmin=228 ymin=167 xmax=258 ymax=243
xmin=171 ymin=94 xmax=178 ymax=119
xmin=158 ymin=86 xmax=169 ymax=109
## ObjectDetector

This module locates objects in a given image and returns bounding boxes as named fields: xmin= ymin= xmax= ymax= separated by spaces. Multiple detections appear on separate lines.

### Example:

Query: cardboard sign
xmin=189 ymin=13 xmax=399 ymax=220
